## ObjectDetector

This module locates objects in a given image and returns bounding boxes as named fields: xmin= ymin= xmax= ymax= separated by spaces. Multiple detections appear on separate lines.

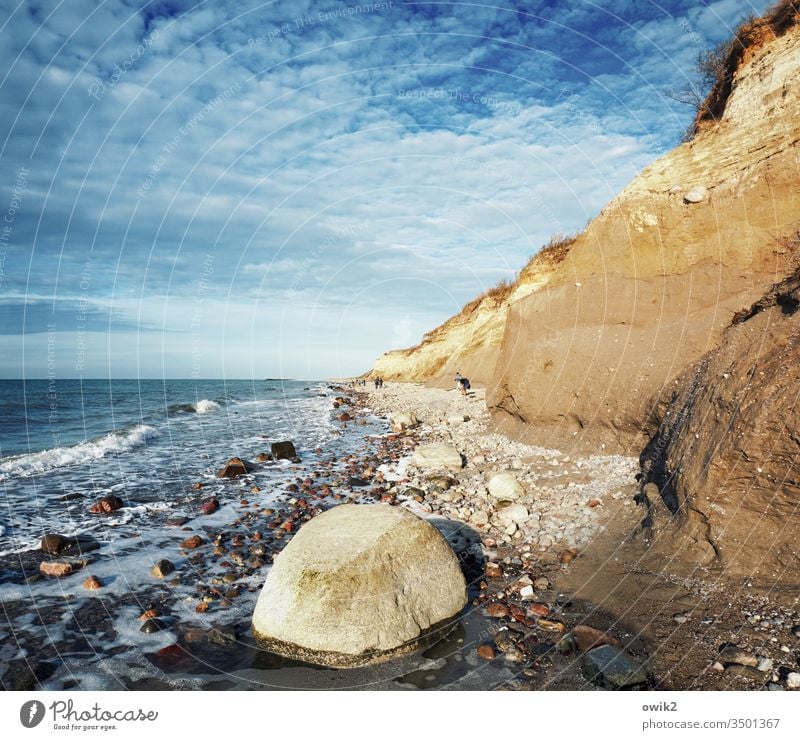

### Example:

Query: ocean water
xmin=0 ymin=379 xmax=338 ymax=553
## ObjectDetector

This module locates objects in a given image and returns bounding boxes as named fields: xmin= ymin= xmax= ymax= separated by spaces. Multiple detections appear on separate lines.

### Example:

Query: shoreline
xmin=3 ymin=380 xmax=799 ymax=690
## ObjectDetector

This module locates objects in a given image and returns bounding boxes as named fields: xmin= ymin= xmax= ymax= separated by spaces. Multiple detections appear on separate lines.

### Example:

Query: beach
xmin=3 ymin=379 xmax=799 ymax=691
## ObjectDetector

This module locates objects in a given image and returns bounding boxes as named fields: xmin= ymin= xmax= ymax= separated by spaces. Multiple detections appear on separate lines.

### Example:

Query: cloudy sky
xmin=0 ymin=0 xmax=771 ymax=379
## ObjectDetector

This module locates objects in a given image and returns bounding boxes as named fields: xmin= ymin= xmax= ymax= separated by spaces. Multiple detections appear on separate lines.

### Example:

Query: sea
xmin=0 ymin=379 xmax=340 ymax=553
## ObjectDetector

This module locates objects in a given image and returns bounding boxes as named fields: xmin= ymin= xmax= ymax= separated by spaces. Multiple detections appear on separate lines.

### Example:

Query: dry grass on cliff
xmin=691 ymin=0 xmax=800 ymax=135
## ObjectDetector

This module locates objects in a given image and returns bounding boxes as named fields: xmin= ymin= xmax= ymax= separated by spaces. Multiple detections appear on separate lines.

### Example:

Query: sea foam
xmin=0 ymin=423 xmax=159 ymax=479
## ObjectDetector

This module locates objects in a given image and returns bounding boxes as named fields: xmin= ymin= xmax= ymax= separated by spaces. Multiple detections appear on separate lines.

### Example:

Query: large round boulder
xmin=251 ymin=504 xmax=467 ymax=667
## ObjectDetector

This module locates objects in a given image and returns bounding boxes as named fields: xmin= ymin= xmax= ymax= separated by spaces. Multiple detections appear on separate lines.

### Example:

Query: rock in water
xmin=582 ymin=645 xmax=650 ymax=689
xmin=217 ymin=457 xmax=253 ymax=478
xmin=40 ymin=534 xmax=70 ymax=555
xmin=410 ymin=444 xmax=463 ymax=471
xmin=271 ymin=441 xmax=297 ymax=460
xmin=487 ymin=472 xmax=524 ymax=500
xmin=251 ymin=504 xmax=467 ymax=667
xmin=88 ymin=495 xmax=124 ymax=514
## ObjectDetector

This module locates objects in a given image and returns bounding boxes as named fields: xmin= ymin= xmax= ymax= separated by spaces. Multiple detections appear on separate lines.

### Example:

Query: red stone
xmin=477 ymin=644 xmax=496 ymax=660
xmin=88 ymin=495 xmax=124 ymax=514
xmin=486 ymin=602 xmax=510 ymax=618
xmin=180 ymin=535 xmax=205 ymax=550
xmin=199 ymin=499 xmax=219 ymax=515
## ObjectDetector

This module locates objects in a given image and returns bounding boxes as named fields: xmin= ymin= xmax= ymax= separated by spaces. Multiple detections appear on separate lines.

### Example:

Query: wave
xmin=167 ymin=398 xmax=222 ymax=416
xmin=195 ymin=399 xmax=220 ymax=414
xmin=0 ymin=424 xmax=159 ymax=479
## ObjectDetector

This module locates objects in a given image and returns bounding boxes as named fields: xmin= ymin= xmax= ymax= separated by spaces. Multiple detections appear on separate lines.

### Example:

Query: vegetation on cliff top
xmin=690 ymin=0 xmax=799 ymax=136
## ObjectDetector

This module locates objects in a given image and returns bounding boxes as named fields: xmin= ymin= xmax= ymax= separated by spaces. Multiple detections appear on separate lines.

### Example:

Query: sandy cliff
xmin=373 ymin=4 xmax=800 ymax=455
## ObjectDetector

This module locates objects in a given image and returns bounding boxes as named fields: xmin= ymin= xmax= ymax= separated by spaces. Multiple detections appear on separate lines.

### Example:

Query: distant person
xmin=374 ymin=377 xmax=379 ymax=389
xmin=454 ymin=372 xmax=470 ymax=396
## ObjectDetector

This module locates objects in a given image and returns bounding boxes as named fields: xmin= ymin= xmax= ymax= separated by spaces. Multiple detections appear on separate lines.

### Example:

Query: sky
xmin=0 ymin=0 xmax=773 ymax=379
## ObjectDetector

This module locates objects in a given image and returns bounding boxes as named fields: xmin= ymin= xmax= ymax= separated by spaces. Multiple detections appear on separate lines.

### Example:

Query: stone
xmin=786 ymin=672 xmax=800 ymax=689
xmin=271 ymin=441 xmax=297 ymax=460
xmin=471 ymin=510 xmax=489 ymax=526
xmin=180 ymin=535 xmax=205 ymax=550
xmin=447 ymin=414 xmax=468 ymax=425
xmin=39 ymin=560 xmax=83 ymax=577
xmin=487 ymin=472 xmax=524 ymax=500
xmin=756 ymin=657 xmax=774 ymax=673
xmin=40 ymin=534 xmax=70 ymax=555
xmin=534 ymin=577 xmax=550 ymax=591
xmin=485 ymin=562 xmax=503 ymax=578
xmin=477 ymin=643 xmax=496 ymax=660
xmin=82 ymin=575 xmax=102 ymax=590
xmin=684 ymin=185 xmax=708 ymax=203
xmin=486 ymin=602 xmax=510 ymax=618
xmin=251 ymin=504 xmax=467 ymax=667
xmin=718 ymin=646 xmax=758 ymax=667
xmin=410 ymin=444 xmax=463 ymax=471
xmin=519 ymin=585 xmax=535 ymax=600
xmin=199 ymin=498 xmax=219 ymax=515
xmin=493 ymin=630 xmax=517 ymax=652
xmin=218 ymin=457 xmax=253 ymax=478
xmin=88 ymin=495 xmax=123 ymax=514
xmin=558 ymin=549 xmax=578 ymax=564
xmin=391 ymin=412 xmax=418 ymax=432
xmin=497 ymin=503 xmax=529 ymax=524
xmin=582 ymin=645 xmax=649 ymax=688
xmin=151 ymin=559 xmax=176 ymax=579
xmin=725 ymin=664 xmax=768 ymax=682
xmin=140 ymin=618 xmax=165 ymax=634
xmin=571 ymin=625 xmax=621 ymax=653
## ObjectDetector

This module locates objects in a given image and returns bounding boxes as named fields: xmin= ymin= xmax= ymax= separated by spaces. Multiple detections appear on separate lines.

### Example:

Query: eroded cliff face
xmin=638 ymin=266 xmax=800 ymax=579
xmin=372 ymin=7 xmax=800 ymax=454
xmin=488 ymin=14 xmax=800 ymax=454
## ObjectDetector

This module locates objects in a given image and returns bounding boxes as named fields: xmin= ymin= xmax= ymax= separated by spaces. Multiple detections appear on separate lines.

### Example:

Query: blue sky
xmin=0 ymin=0 xmax=772 ymax=378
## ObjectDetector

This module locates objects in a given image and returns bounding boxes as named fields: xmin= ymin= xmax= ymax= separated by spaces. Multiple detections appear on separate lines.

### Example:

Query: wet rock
xmin=271 ymin=441 xmax=297 ymax=460
xmin=39 ymin=560 xmax=84 ymax=577
xmin=40 ymin=533 xmax=71 ymax=555
xmin=151 ymin=559 xmax=176 ymax=579
xmin=533 ymin=577 xmax=550 ymax=591
xmin=410 ymin=443 xmax=463 ymax=471
xmin=485 ymin=562 xmax=503 ymax=579
xmin=218 ymin=457 xmax=253 ymax=478
xmin=527 ymin=603 xmax=550 ymax=618
xmin=477 ymin=643 xmax=496 ymax=660
xmin=503 ymin=647 xmax=526 ymax=664
xmin=140 ymin=618 xmax=166 ymax=634
xmin=206 ymin=625 xmax=238 ymax=647
xmin=167 ymin=517 xmax=189 ymax=527
xmin=88 ymin=495 xmax=124 ymax=514
xmin=487 ymin=472 xmax=524 ymax=500
xmin=199 ymin=498 xmax=219 ymax=515
xmin=536 ymin=618 xmax=566 ymax=633
xmin=570 ymin=625 xmax=621 ymax=653
xmin=58 ymin=492 xmax=84 ymax=502
xmin=251 ymin=504 xmax=467 ymax=667
xmin=494 ymin=629 xmax=517 ymax=653
xmin=486 ymin=602 xmax=510 ymax=618
xmin=582 ymin=645 xmax=650 ymax=689
xmin=180 ymin=535 xmax=205 ymax=550
xmin=82 ymin=575 xmax=102 ymax=590
xmin=255 ymin=452 xmax=272 ymax=463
